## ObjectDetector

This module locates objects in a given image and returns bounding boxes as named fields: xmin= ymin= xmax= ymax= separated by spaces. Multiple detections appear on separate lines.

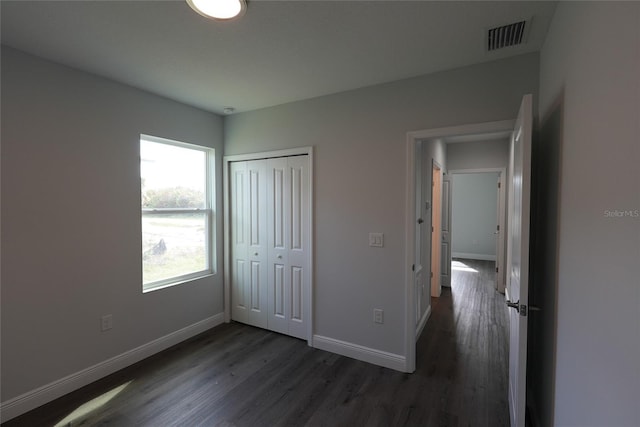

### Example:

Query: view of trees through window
xmin=140 ymin=137 xmax=212 ymax=290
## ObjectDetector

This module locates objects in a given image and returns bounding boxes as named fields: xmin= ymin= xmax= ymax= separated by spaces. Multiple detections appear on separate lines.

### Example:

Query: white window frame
xmin=141 ymin=134 xmax=215 ymax=293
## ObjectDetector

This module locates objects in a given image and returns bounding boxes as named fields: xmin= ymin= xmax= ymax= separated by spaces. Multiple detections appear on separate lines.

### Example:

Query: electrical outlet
xmin=101 ymin=314 xmax=113 ymax=332
xmin=373 ymin=308 xmax=384 ymax=324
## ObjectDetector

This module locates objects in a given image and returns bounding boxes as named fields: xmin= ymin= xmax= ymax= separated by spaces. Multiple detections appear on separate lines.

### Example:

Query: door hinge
xmin=498 ymin=182 xmax=501 ymax=189
xmin=431 ymin=226 xmax=434 ymax=232
xmin=412 ymin=264 xmax=415 ymax=272
xmin=497 ymin=224 xmax=500 ymax=231
xmin=496 ymin=267 xmax=499 ymax=273
xmin=430 ymin=272 xmax=433 ymax=278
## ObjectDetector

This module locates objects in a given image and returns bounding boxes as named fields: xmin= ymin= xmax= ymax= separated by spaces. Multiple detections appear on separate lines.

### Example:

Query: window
xmin=140 ymin=135 xmax=214 ymax=292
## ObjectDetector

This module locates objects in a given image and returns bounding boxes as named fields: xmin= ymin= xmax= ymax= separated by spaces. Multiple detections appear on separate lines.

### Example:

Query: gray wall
xmin=537 ymin=2 xmax=640 ymax=426
xmin=1 ymin=48 xmax=225 ymax=401
xmin=451 ymin=173 xmax=499 ymax=259
xmin=447 ymin=138 xmax=509 ymax=170
xmin=225 ymin=53 xmax=539 ymax=356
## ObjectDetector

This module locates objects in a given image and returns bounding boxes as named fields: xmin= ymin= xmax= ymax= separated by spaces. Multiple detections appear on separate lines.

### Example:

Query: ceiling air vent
xmin=487 ymin=20 xmax=527 ymax=51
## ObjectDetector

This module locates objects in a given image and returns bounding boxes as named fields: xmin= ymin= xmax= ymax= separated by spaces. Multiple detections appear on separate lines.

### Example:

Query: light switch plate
xmin=369 ymin=232 xmax=384 ymax=248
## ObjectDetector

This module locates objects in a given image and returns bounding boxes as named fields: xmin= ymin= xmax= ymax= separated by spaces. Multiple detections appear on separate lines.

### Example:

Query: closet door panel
xmin=287 ymin=156 xmax=309 ymax=340
xmin=230 ymin=162 xmax=249 ymax=323
xmin=246 ymin=160 xmax=268 ymax=328
xmin=267 ymin=158 xmax=289 ymax=335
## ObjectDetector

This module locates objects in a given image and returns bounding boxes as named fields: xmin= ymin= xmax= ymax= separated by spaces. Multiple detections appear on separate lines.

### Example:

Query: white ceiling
xmin=1 ymin=0 xmax=557 ymax=115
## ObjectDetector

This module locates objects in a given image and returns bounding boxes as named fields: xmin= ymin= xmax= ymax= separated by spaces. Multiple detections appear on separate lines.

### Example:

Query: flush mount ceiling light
xmin=186 ymin=0 xmax=247 ymax=21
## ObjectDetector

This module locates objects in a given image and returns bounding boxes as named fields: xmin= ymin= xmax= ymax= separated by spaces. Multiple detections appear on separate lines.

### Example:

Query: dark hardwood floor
xmin=3 ymin=259 xmax=508 ymax=427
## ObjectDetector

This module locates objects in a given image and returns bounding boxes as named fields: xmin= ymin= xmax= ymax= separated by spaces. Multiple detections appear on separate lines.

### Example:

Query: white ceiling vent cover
xmin=487 ymin=20 xmax=528 ymax=51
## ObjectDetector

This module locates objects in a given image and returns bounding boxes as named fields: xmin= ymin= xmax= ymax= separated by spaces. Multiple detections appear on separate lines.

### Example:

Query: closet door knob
xmin=277 ymin=254 xmax=283 ymax=259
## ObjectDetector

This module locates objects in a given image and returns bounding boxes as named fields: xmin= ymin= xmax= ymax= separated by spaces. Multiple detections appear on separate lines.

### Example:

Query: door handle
xmin=417 ymin=218 xmax=424 ymax=224
xmin=277 ymin=254 xmax=282 ymax=259
xmin=506 ymin=300 xmax=519 ymax=312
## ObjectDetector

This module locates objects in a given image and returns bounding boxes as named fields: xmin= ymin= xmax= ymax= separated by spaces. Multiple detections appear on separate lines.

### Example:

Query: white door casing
xmin=506 ymin=94 xmax=532 ymax=427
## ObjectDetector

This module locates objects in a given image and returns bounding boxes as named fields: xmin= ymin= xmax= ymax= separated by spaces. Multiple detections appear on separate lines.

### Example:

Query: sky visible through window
xmin=140 ymin=138 xmax=205 ymax=194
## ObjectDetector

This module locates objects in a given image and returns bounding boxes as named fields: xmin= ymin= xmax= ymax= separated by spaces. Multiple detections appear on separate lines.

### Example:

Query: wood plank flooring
xmin=3 ymin=259 xmax=508 ymax=427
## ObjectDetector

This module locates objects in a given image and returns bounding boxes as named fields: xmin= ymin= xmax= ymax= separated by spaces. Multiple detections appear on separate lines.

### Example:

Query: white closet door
xmin=230 ymin=162 xmax=249 ymax=323
xmin=266 ymin=157 xmax=289 ymax=335
xmin=231 ymin=155 xmax=310 ymax=340
xmin=286 ymin=155 xmax=310 ymax=340
xmin=230 ymin=161 xmax=268 ymax=329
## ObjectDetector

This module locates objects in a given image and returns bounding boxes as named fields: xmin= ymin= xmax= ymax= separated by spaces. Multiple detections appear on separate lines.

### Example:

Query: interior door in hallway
xmin=441 ymin=173 xmax=451 ymax=287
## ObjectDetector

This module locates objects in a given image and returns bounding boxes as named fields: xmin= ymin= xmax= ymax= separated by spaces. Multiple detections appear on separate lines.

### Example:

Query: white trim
xmin=452 ymin=252 xmax=497 ymax=261
xmin=415 ymin=305 xmax=432 ymax=340
xmin=448 ymin=167 xmax=505 ymax=175
xmin=0 ymin=313 xmax=224 ymax=423
xmin=312 ymin=335 xmax=406 ymax=372
xmin=223 ymin=146 xmax=314 ymax=346
xmin=407 ymin=120 xmax=515 ymax=141
xmin=224 ymin=147 xmax=311 ymax=163
xmin=404 ymin=119 xmax=516 ymax=374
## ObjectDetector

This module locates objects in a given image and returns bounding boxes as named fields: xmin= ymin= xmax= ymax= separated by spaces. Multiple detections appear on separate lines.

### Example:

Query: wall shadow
xmin=527 ymin=89 xmax=564 ymax=427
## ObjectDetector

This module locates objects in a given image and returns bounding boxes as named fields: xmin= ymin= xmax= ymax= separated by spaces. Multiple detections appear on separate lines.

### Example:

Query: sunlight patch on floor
xmin=451 ymin=260 xmax=478 ymax=273
xmin=53 ymin=381 xmax=131 ymax=427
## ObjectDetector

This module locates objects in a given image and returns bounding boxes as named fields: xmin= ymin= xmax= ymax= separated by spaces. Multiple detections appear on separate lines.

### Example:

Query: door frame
xmin=223 ymin=146 xmax=314 ymax=346
xmin=404 ymin=120 xmax=514 ymax=373
xmin=449 ymin=167 xmax=507 ymax=293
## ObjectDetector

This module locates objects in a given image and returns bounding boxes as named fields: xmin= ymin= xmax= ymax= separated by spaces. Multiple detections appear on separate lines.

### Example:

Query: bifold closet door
xmin=266 ymin=156 xmax=309 ymax=340
xmin=230 ymin=155 xmax=309 ymax=340
xmin=229 ymin=160 xmax=268 ymax=329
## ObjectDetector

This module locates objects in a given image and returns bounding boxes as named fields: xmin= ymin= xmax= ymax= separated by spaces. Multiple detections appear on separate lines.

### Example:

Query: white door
xmin=441 ymin=174 xmax=451 ymax=287
xmin=266 ymin=156 xmax=310 ymax=340
xmin=506 ymin=94 xmax=532 ymax=427
xmin=430 ymin=163 xmax=442 ymax=297
xmin=414 ymin=142 xmax=424 ymax=325
xmin=230 ymin=160 xmax=268 ymax=329
xmin=231 ymin=155 xmax=310 ymax=340
xmin=496 ymin=173 xmax=506 ymax=293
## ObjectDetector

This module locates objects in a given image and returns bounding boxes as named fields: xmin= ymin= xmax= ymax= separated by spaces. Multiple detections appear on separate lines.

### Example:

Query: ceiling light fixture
xmin=186 ymin=0 xmax=246 ymax=21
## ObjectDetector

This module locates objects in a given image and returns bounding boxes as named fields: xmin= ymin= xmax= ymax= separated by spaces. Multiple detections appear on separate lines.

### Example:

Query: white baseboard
xmin=312 ymin=335 xmax=405 ymax=372
xmin=415 ymin=305 xmax=432 ymax=340
xmin=0 ymin=313 xmax=225 ymax=423
xmin=452 ymin=252 xmax=496 ymax=261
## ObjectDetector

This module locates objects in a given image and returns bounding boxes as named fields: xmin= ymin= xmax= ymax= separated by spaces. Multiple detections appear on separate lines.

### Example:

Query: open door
xmin=496 ymin=173 xmax=506 ymax=293
xmin=430 ymin=162 xmax=442 ymax=297
xmin=506 ymin=94 xmax=533 ymax=427
xmin=441 ymin=173 xmax=451 ymax=287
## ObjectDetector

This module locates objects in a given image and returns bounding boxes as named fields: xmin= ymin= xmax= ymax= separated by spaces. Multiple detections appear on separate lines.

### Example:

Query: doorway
xmin=449 ymin=169 xmax=506 ymax=293
xmin=404 ymin=120 xmax=514 ymax=373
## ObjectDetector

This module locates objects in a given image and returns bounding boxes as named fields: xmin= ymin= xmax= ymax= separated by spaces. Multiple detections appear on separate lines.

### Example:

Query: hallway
xmin=415 ymin=258 xmax=510 ymax=425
